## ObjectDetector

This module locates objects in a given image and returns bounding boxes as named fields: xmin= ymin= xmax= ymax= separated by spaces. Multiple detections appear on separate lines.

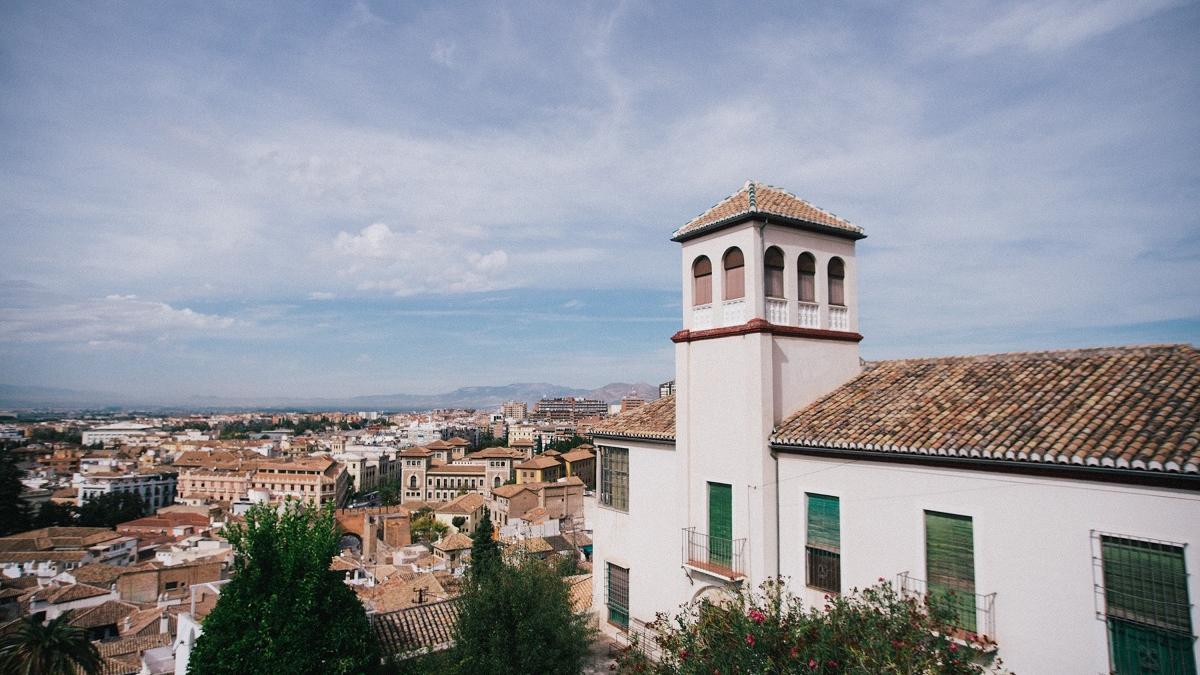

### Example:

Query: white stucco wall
xmin=776 ymin=453 xmax=1200 ymax=674
xmin=590 ymin=437 xmax=692 ymax=636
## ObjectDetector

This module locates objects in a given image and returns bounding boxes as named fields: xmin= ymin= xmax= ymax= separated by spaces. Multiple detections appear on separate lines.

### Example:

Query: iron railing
xmin=683 ymin=527 xmax=747 ymax=579
xmin=897 ymin=571 xmax=996 ymax=641
xmin=615 ymin=617 xmax=665 ymax=662
xmin=805 ymin=546 xmax=840 ymax=593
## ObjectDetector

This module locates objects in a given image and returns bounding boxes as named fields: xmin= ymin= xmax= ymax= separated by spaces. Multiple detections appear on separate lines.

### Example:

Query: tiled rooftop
xmin=672 ymin=181 xmax=863 ymax=241
xmin=370 ymin=597 xmax=462 ymax=657
xmin=590 ymin=395 xmax=675 ymax=441
xmin=772 ymin=344 xmax=1200 ymax=474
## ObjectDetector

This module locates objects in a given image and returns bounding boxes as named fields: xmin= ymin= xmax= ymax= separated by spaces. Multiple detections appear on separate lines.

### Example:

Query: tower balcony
xmin=692 ymin=303 xmax=714 ymax=330
xmin=682 ymin=527 xmax=746 ymax=581
xmin=829 ymin=305 xmax=849 ymax=331
xmin=797 ymin=301 xmax=819 ymax=328
xmin=765 ymin=297 xmax=788 ymax=325
xmin=721 ymin=298 xmax=746 ymax=326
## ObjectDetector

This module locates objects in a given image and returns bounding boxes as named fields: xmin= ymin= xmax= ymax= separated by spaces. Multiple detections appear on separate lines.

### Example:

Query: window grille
xmin=606 ymin=563 xmax=629 ymax=629
xmin=1092 ymin=531 xmax=1195 ymax=674
xmin=599 ymin=446 xmax=628 ymax=511
xmin=806 ymin=493 xmax=840 ymax=593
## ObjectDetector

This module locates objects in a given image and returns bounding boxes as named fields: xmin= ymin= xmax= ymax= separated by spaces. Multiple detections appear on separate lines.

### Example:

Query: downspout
xmin=772 ymin=448 xmax=780 ymax=579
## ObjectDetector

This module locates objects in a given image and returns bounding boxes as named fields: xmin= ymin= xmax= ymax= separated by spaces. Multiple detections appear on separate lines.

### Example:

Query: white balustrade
xmin=797 ymin=302 xmax=820 ymax=329
xmin=829 ymin=305 xmax=849 ymax=331
xmin=692 ymin=304 xmax=714 ymax=330
xmin=765 ymin=298 xmax=788 ymax=325
xmin=721 ymin=298 xmax=746 ymax=326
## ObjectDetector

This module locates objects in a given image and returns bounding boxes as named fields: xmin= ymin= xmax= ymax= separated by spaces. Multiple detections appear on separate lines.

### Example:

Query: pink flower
xmin=748 ymin=609 xmax=766 ymax=624
xmin=789 ymin=646 xmax=799 ymax=658
xmin=877 ymin=576 xmax=885 ymax=582
xmin=827 ymin=660 xmax=838 ymax=668
xmin=808 ymin=658 xmax=818 ymax=670
xmin=745 ymin=634 xmax=755 ymax=647
xmin=679 ymin=649 xmax=688 ymax=660
xmin=949 ymin=642 xmax=959 ymax=653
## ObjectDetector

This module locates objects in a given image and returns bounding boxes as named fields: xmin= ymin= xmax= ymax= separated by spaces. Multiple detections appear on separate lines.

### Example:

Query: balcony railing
xmin=692 ymin=304 xmax=713 ymax=330
xmin=614 ymin=617 xmax=665 ymax=663
xmin=805 ymin=546 xmax=840 ymax=593
xmin=765 ymin=297 xmax=788 ymax=325
xmin=683 ymin=527 xmax=747 ymax=580
xmin=797 ymin=301 xmax=819 ymax=328
xmin=721 ymin=298 xmax=746 ymax=327
xmin=897 ymin=571 xmax=996 ymax=642
xmin=829 ymin=305 xmax=849 ymax=331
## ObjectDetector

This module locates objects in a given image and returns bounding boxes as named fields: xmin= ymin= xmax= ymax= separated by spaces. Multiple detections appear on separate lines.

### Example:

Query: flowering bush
xmin=616 ymin=578 xmax=1005 ymax=674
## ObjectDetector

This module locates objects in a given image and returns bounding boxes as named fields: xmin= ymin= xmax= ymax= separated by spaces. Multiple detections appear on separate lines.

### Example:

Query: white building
xmin=591 ymin=181 xmax=1200 ymax=674
xmin=81 ymin=422 xmax=158 ymax=446
xmin=77 ymin=469 xmax=178 ymax=511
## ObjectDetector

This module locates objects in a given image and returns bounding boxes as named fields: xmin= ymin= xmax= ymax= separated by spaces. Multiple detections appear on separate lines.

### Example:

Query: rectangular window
xmin=799 ymin=271 xmax=815 ymax=303
xmin=599 ymin=446 xmax=628 ymax=511
xmin=765 ymin=267 xmax=784 ymax=299
xmin=694 ymin=274 xmax=712 ymax=306
xmin=829 ymin=277 xmax=845 ymax=306
xmin=925 ymin=511 xmax=976 ymax=632
xmin=606 ymin=562 xmax=629 ymax=629
xmin=1100 ymin=534 xmax=1195 ymax=674
xmin=805 ymin=494 xmax=840 ymax=593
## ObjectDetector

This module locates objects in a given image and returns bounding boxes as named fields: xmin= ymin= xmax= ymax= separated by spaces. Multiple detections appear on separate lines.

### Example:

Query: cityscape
xmin=2 ymin=3 xmax=1198 ymax=675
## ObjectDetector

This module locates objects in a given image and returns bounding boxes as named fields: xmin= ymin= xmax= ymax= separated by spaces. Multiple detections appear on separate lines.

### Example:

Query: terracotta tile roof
xmin=370 ymin=597 xmax=462 ymax=657
xmin=515 ymin=456 xmax=561 ymax=470
xmin=68 ymin=599 xmax=138 ymax=629
xmin=490 ymin=484 xmax=530 ymax=499
xmin=591 ymin=395 xmax=676 ymax=441
xmin=772 ymin=344 xmax=1200 ymax=474
xmin=672 ymin=181 xmax=864 ymax=242
xmin=400 ymin=447 xmax=432 ymax=458
xmin=357 ymin=573 xmax=447 ymax=613
xmin=559 ymin=448 xmax=595 ymax=463
xmin=445 ymin=438 xmax=470 ymax=447
xmin=433 ymin=532 xmax=473 ymax=552
xmin=437 ymin=492 xmax=485 ymax=515
xmin=565 ymin=574 xmax=592 ymax=613
xmin=36 ymin=582 xmax=110 ymax=604
xmin=68 ymin=563 xmax=126 ymax=587
xmin=466 ymin=447 xmax=519 ymax=459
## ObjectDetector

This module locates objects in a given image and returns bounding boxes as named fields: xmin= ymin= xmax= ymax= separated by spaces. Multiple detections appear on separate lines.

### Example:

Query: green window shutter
xmin=1101 ymin=536 xmax=1195 ymax=674
xmin=708 ymin=482 xmax=732 ymax=567
xmin=806 ymin=494 xmax=840 ymax=552
xmin=925 ymin=511 xmax=976 ymax=631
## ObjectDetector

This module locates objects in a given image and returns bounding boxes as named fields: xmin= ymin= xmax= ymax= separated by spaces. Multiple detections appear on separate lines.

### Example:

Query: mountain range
xmin=0 ymin=381 xmax=660 ymax=412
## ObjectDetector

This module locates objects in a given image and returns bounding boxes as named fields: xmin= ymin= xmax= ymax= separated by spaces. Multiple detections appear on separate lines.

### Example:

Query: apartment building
xmin=251 ymin=458 xmax=349 ymax=507
xmin=532 ymin=397 xmax=608 ymax=422
xmin=590 ymin=181 xmax=1200 ymax=674
xmin=77 ymin=469 xmax=177 ymax=511
xmin=501 ymin=401 xmax=528 ymax=421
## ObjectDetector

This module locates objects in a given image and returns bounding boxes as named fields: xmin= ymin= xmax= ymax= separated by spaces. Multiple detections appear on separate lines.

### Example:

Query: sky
xmin=0 ymin=0 xmax=1198 ymax=402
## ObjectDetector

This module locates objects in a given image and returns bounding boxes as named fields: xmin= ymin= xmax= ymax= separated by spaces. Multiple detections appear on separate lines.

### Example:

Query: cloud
xmin=0 ymin=294 xmax=236 ymax=346
xmin=307 ymin=291 xmax=336 ymax=300
xmin=562 ymin=299 xmax=584 ymax=309
xmin=331 ymin=222 xmax=512 ymax=295
xmin=431 ymin=40 xmax=456 ymax=67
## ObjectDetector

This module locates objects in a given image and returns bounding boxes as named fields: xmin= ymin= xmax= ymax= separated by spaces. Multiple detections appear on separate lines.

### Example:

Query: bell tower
xmin=671 ymin=180 xmax=865 ymax=587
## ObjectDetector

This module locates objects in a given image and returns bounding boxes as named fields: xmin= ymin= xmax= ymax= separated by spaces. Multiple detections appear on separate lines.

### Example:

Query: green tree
xmin=411 ymin=515 xmax=448 ymax=544
xmin=469 ymin=509 xmax=499 ymax=577
xmin=0 ymin=612 xmax=103 ymax=675
xmin=451 ymin=554 xmax=592 ymax=674
xmin=32 ymin=501 xmax=77 ymax=528
xmin=451 ymin=516 xmax=468 ymax=530
xmin=188 ymin=500 xmax=380 ymax=675
xmin=617 ymin=579 xmax=1002 ymax=674
xmin=76 ymin=491 xmax=145 ymax=528
xmin=378 ymin=479 xmax=401 ymax=506
xmin=0 ymin=448 xmax=30 ymax=536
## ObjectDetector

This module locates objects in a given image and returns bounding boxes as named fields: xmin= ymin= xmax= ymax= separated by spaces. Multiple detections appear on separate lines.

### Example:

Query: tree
xmin=0 ymin=448 xmax=30 ymax=536
xmin=76 ymin=491 xmax=145 ymax=528
xmin=451 ymin=554 xmax=592 ymax=674
xmin=378 ymin=479 xmax=402 ymax=506
xmin=411 ymin=515 xmax=448 ymax=544
xmin=451 ymin=516 xmax=468 ymax=531
xmin=469 ymin=509 xmax=499 ymax=577
xmin=617 ymin=579 xmax=1003 ymax=674
xmin=0 ymin=612 xmax=103 ymax=675
xmin=32 ymin=501 xmax=77 ymax=528
xmin=188 ymin=500 xmax=380 ymax=675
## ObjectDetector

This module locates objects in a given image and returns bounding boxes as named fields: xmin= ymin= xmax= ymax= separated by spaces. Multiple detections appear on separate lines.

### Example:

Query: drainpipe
xmin=772 ymin=448 xmax=780 ymax=579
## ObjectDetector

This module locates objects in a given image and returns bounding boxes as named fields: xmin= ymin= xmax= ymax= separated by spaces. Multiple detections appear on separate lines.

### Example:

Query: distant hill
xmin=0 ymin=381 xmax=660 ymax=412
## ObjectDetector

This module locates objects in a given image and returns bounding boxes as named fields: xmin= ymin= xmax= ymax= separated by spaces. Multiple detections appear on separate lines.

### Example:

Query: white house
xmin=81 ymin=422 xmax=158 ymax=446
xmin=590 ymin=181 xmax=1200 ymax=674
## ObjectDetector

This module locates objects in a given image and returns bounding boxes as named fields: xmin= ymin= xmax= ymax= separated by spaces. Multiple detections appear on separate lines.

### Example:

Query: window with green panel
xmin=924 ymin=511 xmax=976 ymax=632
xmin=805 ymin=494 xmax=840 ymax=593
xmin=1101 ymin=535 xmax=1195 ymax=674
xmin=606 ymin=562 xmax=629 ymax=629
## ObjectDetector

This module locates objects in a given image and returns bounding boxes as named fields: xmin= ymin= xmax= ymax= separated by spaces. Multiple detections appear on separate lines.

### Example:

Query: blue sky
xmin=1 ymin=1 xmax=1197 ymax=401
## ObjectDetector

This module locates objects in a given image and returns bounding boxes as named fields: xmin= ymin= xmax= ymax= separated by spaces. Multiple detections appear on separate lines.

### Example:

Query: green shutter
xmin=806 ymin=494 xmax=840 ymax=552
xmin=708 ymin=482 xmax=732 ymax=567
xmin=925 ymin=511 xmax=976 ymax=632
xmin=1102 ymin=536 xmax=1195 ymax=673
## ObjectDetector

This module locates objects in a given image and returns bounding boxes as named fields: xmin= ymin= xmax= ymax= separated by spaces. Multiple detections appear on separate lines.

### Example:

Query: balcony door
xmin=708 ymin=482 xmax=732 ymax=567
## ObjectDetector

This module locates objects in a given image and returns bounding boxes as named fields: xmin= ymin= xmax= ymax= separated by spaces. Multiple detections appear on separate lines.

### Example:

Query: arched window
xmin=828 ymin=257 xmax=845 ymax=306
xmin=764 ymin=247 xmax=785 ymax=298
xmin=798 ymin=253 xmax=816 ymax=302
xmin=408 ymin=474 xmax=417 ymax=489
xmin=723 ymin=248 xmax=745 ymax=300
xmin=494 ymin=475 xmax=501 ymax=488
xmin=692 ymin=256 xmax=712 ymax=305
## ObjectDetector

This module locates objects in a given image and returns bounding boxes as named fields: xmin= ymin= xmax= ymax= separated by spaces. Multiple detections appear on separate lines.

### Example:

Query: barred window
xmin=606 ymin=562 xmax=629 ymax=629
xmin=806 ymin=493 xmax=840 ymax=593
xmin=600 ymin=446 xmax=628 ymax=512
xmin=1097 ymin=533 xmax=1195 ymax=674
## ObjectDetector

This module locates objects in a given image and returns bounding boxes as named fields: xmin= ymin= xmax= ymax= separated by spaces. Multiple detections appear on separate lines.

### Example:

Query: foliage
xmin=617 ymin=579 xmax=1003 ymax=675
xmin=554 ymin=553 xmax=582 ymax=577
xmin=411 ymin=515 xmax=448 ymax=543
xmin=28 ymin=427 xmax=83 ymax=445
xmin=450 ymin=554 xmax=593 ymax=674
xmin=188 ymin=500 xmax=380 ymax=675
xmin=469 ymin=509 xmax=499 ymax=577
xmin=378 ymin=479 xmax=402 ymax=506
xmin=0 ymin=448 xmax=30 ymax=536
xmin=0 ymin=612 xmax=103 ymax=675
xmin=474 ymin=432 xmax=507 ymax=450
xmin=76 ymin=491 xmax=145 ymax=528
xmin=451 ymin=516 xmax=468 ymax=530
xmin=543 ymin=435 xmax=588 ymax=454
xmin=32 ymin=502 xmax=78 ymax=528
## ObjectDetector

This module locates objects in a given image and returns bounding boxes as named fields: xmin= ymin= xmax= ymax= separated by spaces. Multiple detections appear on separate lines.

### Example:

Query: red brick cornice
xmin=671 ymin=318 xmax=864 ymax=344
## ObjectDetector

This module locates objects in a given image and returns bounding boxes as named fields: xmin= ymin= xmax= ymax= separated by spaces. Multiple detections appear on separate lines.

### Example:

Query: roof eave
xmin=671 ymin=211 xmax=866 ymax=243
xmin=769 ymin=442 xmax=1200 ymax=491
xmin=589 ymin=431 xmax=676 ymax=445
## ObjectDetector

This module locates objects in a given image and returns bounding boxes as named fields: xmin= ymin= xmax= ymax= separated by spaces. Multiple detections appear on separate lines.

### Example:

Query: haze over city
xmin=2 ymin=1 xmax=1197 ymax=403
